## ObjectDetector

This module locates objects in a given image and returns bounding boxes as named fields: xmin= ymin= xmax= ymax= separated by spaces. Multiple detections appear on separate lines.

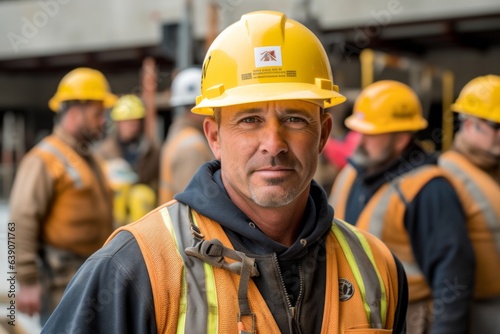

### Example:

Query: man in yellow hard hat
xmin=329 ymin=80 xmax=475 ymax=334
xmin=96 ymin=94 xmax=161 ymax=225
xmin=159 ymin=67 xmax=214 ymax=204
xmin=9 ymin=67 xmax=116 ymax=325
xmin=44 ymin=11 xmax=408 ymax=333
xmin=438 ymin=74 xmax=500 ymax=333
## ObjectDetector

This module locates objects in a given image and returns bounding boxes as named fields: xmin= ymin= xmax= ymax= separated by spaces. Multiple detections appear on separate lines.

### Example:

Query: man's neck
xmin=227 ymin=191 xmax=308 ymax=247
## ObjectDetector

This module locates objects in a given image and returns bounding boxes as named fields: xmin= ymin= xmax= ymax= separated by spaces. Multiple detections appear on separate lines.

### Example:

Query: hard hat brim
xmin=191 ymin=82 xmax=346 ymax=115
xmin=48 ymin=92 xmax=117 ymax=112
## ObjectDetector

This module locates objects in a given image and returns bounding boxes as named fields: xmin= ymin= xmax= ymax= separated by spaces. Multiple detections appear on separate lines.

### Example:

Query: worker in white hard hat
xmin=158 ymin=67 xmax=214 ymax=203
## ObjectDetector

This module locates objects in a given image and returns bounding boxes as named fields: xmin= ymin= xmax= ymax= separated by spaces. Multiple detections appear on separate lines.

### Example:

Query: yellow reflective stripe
xmin=343 ymin=222 xmax=388 ymax=327
xmin=160 ymin=207 xmax=188 ymax=334
xmin=331 ymin=223 xmax=371 ymax=321
xmin=38 ymin=140 xmax=83 ymax=188
xmin=191 ymin=214 xmax=219 ymax=333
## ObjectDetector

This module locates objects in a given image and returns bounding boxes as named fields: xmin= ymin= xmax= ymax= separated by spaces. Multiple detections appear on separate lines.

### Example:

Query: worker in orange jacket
xmin=439 ymin=74 xmax=500 ymax=333
xmin=329 ymin=80 xmax=475 ymax=334
xmin=9 ymin=67 xmax=116 ymax=324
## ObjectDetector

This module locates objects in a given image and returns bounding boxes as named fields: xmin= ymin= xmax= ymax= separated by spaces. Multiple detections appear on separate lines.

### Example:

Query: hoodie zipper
xmin=273 ymin=253 xmax=303 ymax=321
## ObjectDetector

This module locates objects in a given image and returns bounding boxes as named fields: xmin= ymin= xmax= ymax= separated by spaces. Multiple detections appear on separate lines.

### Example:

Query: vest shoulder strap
xmin=330 ymin=218 xmax=392 ymax=329
xmin=106 ymin=202 xmax=182 ymax=334
xmin=388 ymin=164 xmax=448 ymax=206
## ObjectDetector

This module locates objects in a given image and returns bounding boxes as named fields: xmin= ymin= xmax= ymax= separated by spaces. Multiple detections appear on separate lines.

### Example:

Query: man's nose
xmin=260 ymin=119 xmax=288 ymax=156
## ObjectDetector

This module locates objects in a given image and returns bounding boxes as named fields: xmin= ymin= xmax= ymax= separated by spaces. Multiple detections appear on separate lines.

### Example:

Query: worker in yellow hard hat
xmin=9 ymin=67 xmax=116 ymax=325
xmin=44 ymin=11 xmax=408 ymax=333
xmin=95 ymin=94 xmax=160 ymax=226
xmin=438 ymin=74 xmax=500 ymax=333
xmin=329 ymin=80 xmax=475 ymax=334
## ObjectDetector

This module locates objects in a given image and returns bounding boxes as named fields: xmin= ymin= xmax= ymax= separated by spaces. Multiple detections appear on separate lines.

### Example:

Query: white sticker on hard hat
xmin=254 ymin=46 xmax=282 ymax=68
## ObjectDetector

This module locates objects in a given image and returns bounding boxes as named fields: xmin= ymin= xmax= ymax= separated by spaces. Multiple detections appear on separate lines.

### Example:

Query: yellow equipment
xmin=128 ymin=184 xmax=156 ymax=223
xmin=451 ymin=74 xmax=500 ymax=123
xmin=110 ymin=94 xmax=146 ymax=121
xmin=345 ymin=80 xmax=428 ymax=135
xmin=49 ymin=67 xmax=117 ymax=112
xmin=104 ymin=158 xmax=155 ymax=226
xmin=192 ymin=10 xmax=346 ymax=115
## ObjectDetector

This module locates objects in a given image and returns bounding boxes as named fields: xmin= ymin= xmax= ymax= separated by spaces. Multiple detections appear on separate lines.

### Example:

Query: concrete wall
xmin=0 ymin=0 xmax=183 ymax=59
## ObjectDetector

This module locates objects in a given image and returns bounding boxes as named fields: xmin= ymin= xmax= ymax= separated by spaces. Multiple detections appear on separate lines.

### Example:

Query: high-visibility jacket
xmin=107 ymin=201 xmax=401 ymax=333
xmin=32 ymin=134 xmax=114 ymax=256
xmin=159 ymin=126 xmax=213 ymax=203
xmin=330 ymin=164 xmax=448 ymax=302
xmin=439 ymin=150 xmax=500 ymax=299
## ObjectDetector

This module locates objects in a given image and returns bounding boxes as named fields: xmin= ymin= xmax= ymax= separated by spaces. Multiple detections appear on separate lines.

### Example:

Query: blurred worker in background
xmin=439 ymin=74 xmax=500 ymax=333
xmin=329 ymin=80 xmax=475 ymax=334
xmin=43 ymin=11 xmax=407 ymax=333
xmin=96 ymin=94 xmax=160 ymax=226
xmin=9 ymin=67 xmax=116 ymax=325
xmin=314 ymin=100 xmax=360 ymax=192
xmin=158 ymin=67 xmax=214 ymax=204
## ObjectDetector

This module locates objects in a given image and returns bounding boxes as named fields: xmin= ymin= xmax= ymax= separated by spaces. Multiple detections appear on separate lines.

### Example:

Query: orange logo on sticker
xmin=260 ymin=50 xmax=277 ymax=62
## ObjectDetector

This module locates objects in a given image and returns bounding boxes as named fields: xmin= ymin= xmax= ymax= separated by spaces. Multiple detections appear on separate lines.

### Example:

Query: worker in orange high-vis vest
xmin=438 ymin=75 xmax=500 ymax=333
xmin=43 ymin=11 xmax=408 ymax=333
xmin=158 ymin=67 xmax=214 ymax=204
xmin=9 ymin=67 xmax=116 ymax=325
xmin=329 ymin=80 xmax=475 ymax=334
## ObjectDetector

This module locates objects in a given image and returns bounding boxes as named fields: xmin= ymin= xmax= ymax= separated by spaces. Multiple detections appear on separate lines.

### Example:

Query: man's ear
xmin=204 ymin=117 xmax=221 ymax=159
xmin=319 ymin=112 xmax=333 ymax=153
xmin=394 ymin=132 xmax=412 ymax=152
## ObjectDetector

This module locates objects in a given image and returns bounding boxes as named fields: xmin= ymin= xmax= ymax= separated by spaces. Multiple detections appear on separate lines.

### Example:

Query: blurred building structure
xmin=0 ymin=0 xmax=500 ymax=198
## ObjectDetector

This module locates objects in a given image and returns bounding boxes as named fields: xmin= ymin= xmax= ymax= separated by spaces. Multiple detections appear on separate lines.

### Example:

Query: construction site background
xmin=1 ymin=1 xmax=500 ymax=332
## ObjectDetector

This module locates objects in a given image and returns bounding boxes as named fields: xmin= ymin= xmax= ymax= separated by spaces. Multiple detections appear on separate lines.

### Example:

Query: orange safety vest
xmin=439 ymin=150 xmax=500 ymax=299
xmin=32 ymin=135 xmax=113 ymax=256
xmin=107 ymin=201 xmax=401 ymax=333
xmin=159 ymin=127 xmax=212 ymax=204
xmin=330 ymin=164 xmax=448 ymax=302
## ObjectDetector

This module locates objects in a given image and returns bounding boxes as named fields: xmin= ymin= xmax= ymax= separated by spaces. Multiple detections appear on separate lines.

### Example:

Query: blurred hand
xmin=18 ymin=283 xmax=41 ymax=316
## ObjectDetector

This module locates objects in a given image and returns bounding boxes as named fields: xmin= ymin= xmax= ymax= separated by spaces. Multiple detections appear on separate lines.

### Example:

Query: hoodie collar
xmin=175 ymin=161 xmax=334 ymax=259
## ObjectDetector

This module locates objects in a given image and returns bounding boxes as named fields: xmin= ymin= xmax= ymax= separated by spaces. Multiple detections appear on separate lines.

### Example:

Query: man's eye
xmin=288 ymin=117 xmax=305 ymax=123
xmin=241 ymin=117 xmax=257 ymax=123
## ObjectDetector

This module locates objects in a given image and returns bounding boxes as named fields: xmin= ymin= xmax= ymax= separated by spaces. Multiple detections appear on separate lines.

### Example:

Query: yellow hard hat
xmin=451 ymin=74 xmax=500 ymax=123
xmin=110 ymin=94 xmax=146 ymax=121
xmin=192 ymin=10 xmax=346 ymax=115
xmin=345 ymin=80 xmax=428 ymax=135
xmin=49 ymin=67 xmax=117 ymax=112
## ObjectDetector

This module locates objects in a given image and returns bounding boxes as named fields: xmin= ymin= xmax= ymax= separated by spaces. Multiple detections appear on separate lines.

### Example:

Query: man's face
xmin=204 ymin=100 xmax=331 ymax=208
xmin=116 ymin=119 xmax=143 ymax=143
xmin=350 ymin=132 xmax=400 ymax=170
xmin=466 ymin=117 xmax=500 ymax=158
xmin=77 ymin=101 xmax=106 ymax=142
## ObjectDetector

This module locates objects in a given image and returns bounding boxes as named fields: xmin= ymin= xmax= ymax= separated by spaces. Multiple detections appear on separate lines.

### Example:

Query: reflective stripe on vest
xmin=440 ymin=157 xmax=500 ymax=254
xmin=160 ymin=205 xmax=218 ymax=334
xmin=332 ymin=218 xmax=387 ymax=328
xmin=328 ymin=165 xmax=356 ymax=218
xmin=364 ymin=167 xmax=431 ymax=279
xmin=37 ymin=140 xmax=83 ymax=188
xmin=158 ymin=203 xmax=388 ymax=331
